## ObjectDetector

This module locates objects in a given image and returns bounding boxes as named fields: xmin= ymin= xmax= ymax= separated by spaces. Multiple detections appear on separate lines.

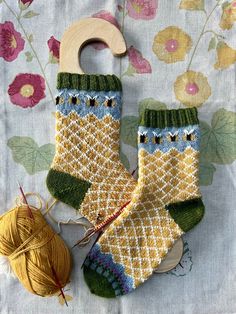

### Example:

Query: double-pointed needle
xmin=17 ymin=181 xmax=34 ymax=220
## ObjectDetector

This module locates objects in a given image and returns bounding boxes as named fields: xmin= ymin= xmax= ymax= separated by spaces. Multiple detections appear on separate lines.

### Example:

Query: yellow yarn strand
xmin=0 ymin=202 xmax=72 ymax=297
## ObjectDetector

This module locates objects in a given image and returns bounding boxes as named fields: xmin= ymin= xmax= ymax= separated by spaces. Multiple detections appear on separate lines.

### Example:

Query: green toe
xmin=83 ymin=265 xmax=116 ymax=298
xmin=167 ymin=197 xmax=205 ymax=232
xmin=46 ymin=169 xmax=91 ymax=209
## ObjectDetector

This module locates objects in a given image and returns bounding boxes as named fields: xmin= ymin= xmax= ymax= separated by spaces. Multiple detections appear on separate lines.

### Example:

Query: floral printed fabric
xmin=0 ymin=0 xmax=236 ymax=313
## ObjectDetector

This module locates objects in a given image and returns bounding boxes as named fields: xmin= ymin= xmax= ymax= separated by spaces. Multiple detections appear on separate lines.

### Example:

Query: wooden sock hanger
xmin=59 ymin=17 xmax=126 ymax=74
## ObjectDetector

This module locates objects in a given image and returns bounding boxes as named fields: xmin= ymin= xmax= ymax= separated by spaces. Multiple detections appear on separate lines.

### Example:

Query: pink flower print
xmin=20 ymin=0 xmax=34 ymax=6
xmin=126 ymin=0 xmax=158 ymax=20
xmin=47 ymin=36 xmax=60 ymax=63
xmin=127 ymin=46 xmax=152 ymax=73
xmin=8 ymin=73 xmax=46 ymax=108
xmin=0 ymin=21 xmax=25 ymax=62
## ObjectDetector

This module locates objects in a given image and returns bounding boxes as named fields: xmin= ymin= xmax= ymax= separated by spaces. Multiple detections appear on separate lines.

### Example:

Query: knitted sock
xmin=83 ymin=107 xmax=205 ymax=298
xmin=46 ymin=73 xmax=136 ymax=226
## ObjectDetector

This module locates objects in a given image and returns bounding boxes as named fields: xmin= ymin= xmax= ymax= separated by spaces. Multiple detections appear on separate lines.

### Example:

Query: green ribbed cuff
xmin=140 ymin=107 xmax=199 ymax=128
xmin=57 ymin=73 xmax=122 ymax=91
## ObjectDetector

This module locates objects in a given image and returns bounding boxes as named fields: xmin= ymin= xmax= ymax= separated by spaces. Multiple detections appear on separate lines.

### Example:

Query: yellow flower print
xmin=174 ymin=71 xmax=211 ymax=107
xmin=220 ymin=1 xmax=236 ymax=30
xmin=179 ymin=0 xmax=204 ymax=11
xmin=152 ymin=26 xmax=192 ymax=64
xmin=214 ymin=42 xmax=236 ymax=70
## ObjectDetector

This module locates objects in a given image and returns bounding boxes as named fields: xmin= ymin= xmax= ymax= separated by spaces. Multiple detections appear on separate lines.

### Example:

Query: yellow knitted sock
xmin=46 ymin=73 xmax=136 ymax=226
xmin=83 ymin=107 xmax=205 ymax=297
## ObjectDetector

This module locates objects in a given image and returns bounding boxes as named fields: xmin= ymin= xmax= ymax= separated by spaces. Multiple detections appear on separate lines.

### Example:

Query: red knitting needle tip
xmin=51 ymin=265 xmax=68 ymax=307
xmin=131 ymin=165 xmax=138 ymax=176
xmin=17 ymin=181 xmax=34 ymax=220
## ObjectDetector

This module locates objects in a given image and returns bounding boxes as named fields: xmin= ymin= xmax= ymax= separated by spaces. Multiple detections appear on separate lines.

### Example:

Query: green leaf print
xmin=25 ymin=51 xmax=33 ymax=62
xmin=7 ymin=137 xmax=55 ymax=175
xmin=200 ymin=109 xmax=236 ymax=164
xmin=120 ymin=151 xmax=130 ymax=171
xmin=199 ymin=161 xmax=216 ymax=186
xmin=23 ymin=10 xmax=40 ymax=19
xmin=49 ymin=52 xmax=59 ymax=64
xmin=208 ymin=37 xmax=217 ymax=51
xmin=120 ymin=116 xmax=139 ymax=148
xmin=122 ymin=63 xmax=137 ymax=77
xmin=138 ymin=98 xmax=167 ymax=116
xmin=18 ymin=1 xmax=31 ymax=10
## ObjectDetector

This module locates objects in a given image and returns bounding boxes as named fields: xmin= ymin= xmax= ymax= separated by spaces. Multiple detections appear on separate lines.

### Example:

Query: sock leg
xmin=138 ymin=107 xmax=205 ymax=229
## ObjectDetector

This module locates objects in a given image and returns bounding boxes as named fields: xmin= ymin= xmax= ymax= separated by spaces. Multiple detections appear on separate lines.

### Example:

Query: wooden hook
xmin=59 ymin=18 xmax=126 ymax=74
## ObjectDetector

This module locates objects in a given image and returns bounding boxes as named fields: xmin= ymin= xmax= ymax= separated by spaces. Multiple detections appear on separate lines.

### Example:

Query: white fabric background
xmin=0 ymin=1 xmax=236 ymax=313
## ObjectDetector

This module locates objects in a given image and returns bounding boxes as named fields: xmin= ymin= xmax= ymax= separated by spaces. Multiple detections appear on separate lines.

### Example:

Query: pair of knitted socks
xmin=46 ymin=73 xmax=204 ymax=298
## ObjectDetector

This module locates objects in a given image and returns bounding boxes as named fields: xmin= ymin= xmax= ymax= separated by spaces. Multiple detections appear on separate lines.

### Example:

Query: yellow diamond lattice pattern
xmin=52 ymin=111 xmax=136 ymax=225
xmin=99 ymin=146 xmax=200 ymax=287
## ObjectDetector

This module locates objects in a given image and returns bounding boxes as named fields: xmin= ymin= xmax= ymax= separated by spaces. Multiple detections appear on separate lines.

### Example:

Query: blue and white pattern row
xmin=55 ymin=89 xmax=122 ymax=120
xmin=85 ymin=243 xmax=135 ymax=296
xmin=138 ymin=125 xmax=200 ymax=154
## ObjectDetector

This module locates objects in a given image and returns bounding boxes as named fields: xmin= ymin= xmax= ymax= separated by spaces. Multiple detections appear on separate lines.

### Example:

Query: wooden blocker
xmin=59 ymin=17 xmax=184 ymax=271
xmin=154 ymin=238 xmax=183 ymax=273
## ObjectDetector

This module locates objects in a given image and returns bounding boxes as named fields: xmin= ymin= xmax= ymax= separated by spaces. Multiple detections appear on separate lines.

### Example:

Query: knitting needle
xmin=17 ymin=181 xmax=34 ymax=220
xmin=72 ymin=200 xmax=131 ymax=249
xmin=51 ymin=265 xmax=68 ymax=307
xmin=80 ymin=200 xmax=131 ymax=268
xmin=79 ymin=200 xmax=131 ymax=268
xmin=71 ymin=229 xmax=96 ymax=249
xmin=80 ymin=231 xmax=103 ymax=269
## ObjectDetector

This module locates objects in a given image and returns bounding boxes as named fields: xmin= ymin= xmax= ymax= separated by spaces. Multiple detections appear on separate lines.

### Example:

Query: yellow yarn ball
xmin=0 ymin=205 xmax=72 ymax=297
